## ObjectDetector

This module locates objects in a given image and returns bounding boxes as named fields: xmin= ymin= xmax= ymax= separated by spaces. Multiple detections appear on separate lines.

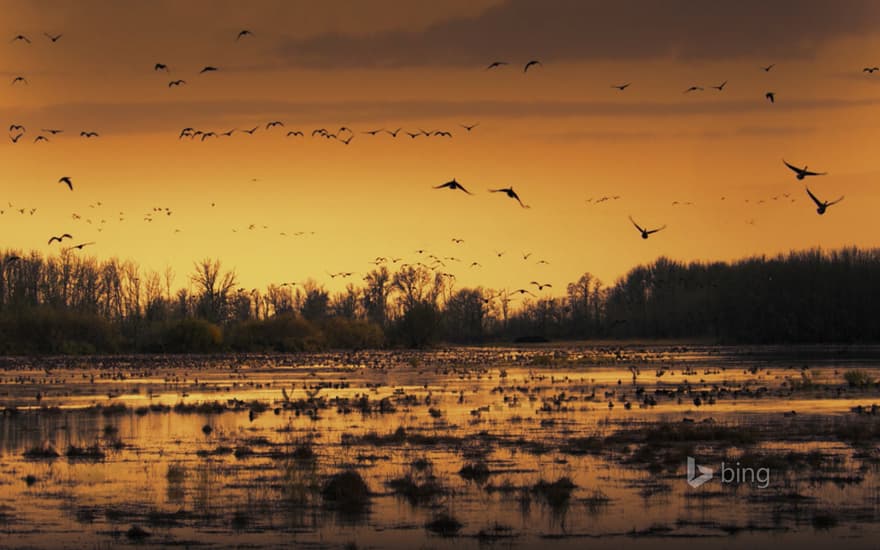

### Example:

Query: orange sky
xmin=2 ymin=0 xmax=880 ymax=294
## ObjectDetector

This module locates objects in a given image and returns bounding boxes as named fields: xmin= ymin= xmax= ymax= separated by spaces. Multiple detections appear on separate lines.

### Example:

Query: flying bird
xmin=58 ymin=177 xmax=73 ymax=190
xmin=242 ymin=127 xmax=258 ymax=135
xmin=864 ymin=67 xmax=879 ymax=73
xmin=80 ymin=131 xmax=99 ymax=138
xmin=41 ymin=128 xmax=62 ymax=135
xmin=363 ymin=129 xmax=383 ymax=135
xmin=9 ymin=124 xmax=25 ymax=132
xmin=44 ymin=33 xmax=62 ymax=42
xmin=48 ymin=234 xmax=73 ymax=245
xmin=523 ymin=60 xmax=543 ymax=72
xmin=154 ymin=63 xmax=169 ymax=71
xmin=236 ymin=30 xmax=254 ymax=40
xmin=612 ymin=83 xmax=631 ymax=90
xmin=489 ymin=187 xmax=530 ymax=208
xmin=683 ymin=85 xmax=703 ymax=93
xmin=460 ymin=122 xmax=479 ymax=132
xmin=762 ymin=64 xmax=776 ymax=72
xmin=199 ymin=66 xmax=218 ymax=74
xmin=67 ymin=241 xmax=95 ymax=251
xmin=629 ymin=216 xmax=666 ymax=239
xmin=712 ymin=80 xmax=728 ymax=91
xmin=11 ymin=76 xmax=28 ymax=85
xmin=765 ymin=91 xmax=775 ymax=103
xmin=266 ymin=121 xmax=284 ymax=129
xmin=513 ymin=289 xmax=536 ymax=297
xmin=486 ymin=61 xmax=508 ymax=70
xmin=530 ymin=281 xmax=553 ymax=290
xmin=805 ymin=187 xmax=843 ymax=215
xmin=33 ymin=135 xmax=49 ymax=143
xmin=286 ymin=130 xmax=303 ymax=137
xmin=168 ymin=79 xmax=186 ymax=87
xmin=783 ymin=160 xmax=826 ymax=180
xmin=434 ymin=178 xmax=473 ymax=194
xmin=386 ymin=128 xmax=402 ymax=137
xmin=9 ymin=133 xmax=23 ymax=143
xmin=11 ymin=34 xmax=30 ymax=43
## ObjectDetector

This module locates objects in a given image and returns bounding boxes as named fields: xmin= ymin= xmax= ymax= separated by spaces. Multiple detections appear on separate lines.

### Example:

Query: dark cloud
xmin=278 ymin=0 xmax=880 ymax=68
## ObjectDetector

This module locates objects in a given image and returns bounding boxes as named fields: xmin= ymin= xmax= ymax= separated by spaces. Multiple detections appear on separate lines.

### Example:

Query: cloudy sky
xmin=2 ymin=0 xmax=879 ymax=293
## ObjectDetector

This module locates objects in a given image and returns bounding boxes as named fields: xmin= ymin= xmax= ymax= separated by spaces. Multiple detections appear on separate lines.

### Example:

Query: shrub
xmin=844 ymin=370 xmax=874 ymax=388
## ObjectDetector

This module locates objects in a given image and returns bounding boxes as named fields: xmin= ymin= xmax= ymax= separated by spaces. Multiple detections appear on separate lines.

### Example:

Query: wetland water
xmin=1 ymin=345 xmax=879 ymax=549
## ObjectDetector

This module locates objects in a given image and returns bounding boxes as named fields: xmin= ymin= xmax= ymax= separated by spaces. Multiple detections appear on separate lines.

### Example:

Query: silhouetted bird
xmin=712 ymin=80 xmax=727 ymax=91
xmin=11 ymin=34 xmax=30 ymax=43
xmin=242 ymin=127 xmax=258 ymax=135
xmin=363 ymin=129 xmax=383 ymax=135
xmin=784 ymin=160 xmax=826 ymax=180
xmin=44 ymin=33 xmax=62 ymax=42
xmin=168 ymin=79 xmax=186 ymax=87
xmin=805 ymin=187 xmax=843 ymax=215
xmin=486 ymin=61 xmax=508 ymax=70
xmin=513 ymin=288 xmax=536 ymax=296
xmin=11 ymin=76 xmax=28 ymax=85
xmin=58 ymin=177 xmax=73 ymax=190
xmin=48 ymin=234 xmax=72 ymax=245
xmin=42 ymin=128 xmax=62 ymax=135
xmin=199 ymin=66 xmax=218 ymax=74
xmin=765 ymin=91 xmax=775 ymax=103
xmin=9 ymin=133 xmax=23 ymax=143
xmin=612 ymin=83 xmax=631 ymax=90
xmin=67 ymin=241 xmax=95 ymax=250
xmin=154 ymin=63 xmax=169 ymax=71
xmin=530 ymin=281 xmax=552 ymax=290
xmin=629 ymin=216 xmax=666 ymax=239
xmin=460 ymin=122 xmax=479 ymax=131
xmin=266 ymin=121 xmax=284 ymax=129
xmin=434 ymin=179 xmax=473 ymax=194
xmin=489 ymin=187 xmax=530 ymax=208
xmin=386 ymin=128 xmax=402 ymax=137
xmin=9 ymin=124 xmax=25 ymax=132
xmin=33 ymin=136 xmax=49 ymax=143
xmin=236 ymin=30 xmax=254 ymax=40
xmin=864 ymin=67 xmax=879 ymax=73
xmin=683 ymin=85 xmax=703 ymax=93
xmin=286 ymin=130 xmax=303 ymax=136
xmin=523 ymin=60 xmax=542 ymax=72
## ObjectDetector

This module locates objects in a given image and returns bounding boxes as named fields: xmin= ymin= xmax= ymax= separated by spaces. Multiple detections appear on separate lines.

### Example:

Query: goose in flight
xmin=48 ymin=233 xmax=73 ymax=245
xmin=9 ymin=124 xmax=25 ymax=132
xmin=523 ymin=60 xmax=543 ymax=72
xmin=9 ymin=133 xmax=23 ymax=143
xmin=58 ymin=177 xmax=73 ymax=190
xmin=762 ymin=64 xmax=776 ymax=72
xmin=765 ymin=91 xmax=775 ymax=103
xmin=712 ymin=80 xmax=728 ymax=91
xmin=433 ymin=130 xmax=452 ymax=137
xmin=42 ymin=128 xmax=62 ymax=135
xmin=783 ymin=160 xmax=826 ymax=180
xmin=44 ymin=33 xmax=62 ymax=42
xmin=629 ymin=216 xmax=666 ymax=239
xmin=168 ymin=79 xmax=186 ymax=87
xmin=266 ymin=121 xmax=284 ymax=129
xmin=486 ymin=61 xmax=508 ymax=70
xmin=199 ymin=66 xmax=218 ymax=74
xmin=513 ymin=288 xmax=536 ymax=297
xmin=33 ymin=135 xmax=49 ymax=143
xmin=489 ymin=187 xmax=529 ymax=208
xmin=242 ymin=126 xmax=258 ymax=135
xmin=435 ymin=178 xmax=473 ymax=194
xmin=805 ymin=187 xmax=843 ymax=215
xmin=154 ymin=63 xmax=169 ymax=72
xmin=683 ymin=85 xmax=703 ymax=93
xmin=460 ymin=122 xmax=479 ymax=131
xmin=530 ymin=281 xmax=552 ymax=290
xmin=220 ymin=129 xmax=235 ymax=137
xmin=612 ymin=83 xmax=631 ymax=91
xmin=451 ymin=238 xmax=464 ymax=244
xmin=864 ymin=67 xmax=879 ymax=73
xmin=386 ymin=128 xmax=402 ymax=137
xmin=236 ymin=30 xmax=254 ymax=41
xmin=363 ymin=128 xmax=383 ymax=135
xmin=11 ymin=34 xmax=30 ymax=43
xmin=67 ymin=241 xmax=95 ymax=251
xmin=11 ymin=76 xmax=28 ymax=85
xmin=286 ymin=130 xmax=303 ymax=136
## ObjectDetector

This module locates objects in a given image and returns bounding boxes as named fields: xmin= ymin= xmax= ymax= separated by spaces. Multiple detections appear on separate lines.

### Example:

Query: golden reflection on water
xmin=0 ymin=346 xmax=878 ymax=549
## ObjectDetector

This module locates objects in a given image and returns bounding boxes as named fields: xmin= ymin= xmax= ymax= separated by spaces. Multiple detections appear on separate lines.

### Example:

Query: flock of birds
xmin=3 ymin=25 xmax=857 ymax=292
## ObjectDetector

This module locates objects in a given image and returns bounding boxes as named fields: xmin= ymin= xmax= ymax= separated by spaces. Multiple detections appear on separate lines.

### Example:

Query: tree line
xmin=0 ymin=246 xmax=876 ymax=353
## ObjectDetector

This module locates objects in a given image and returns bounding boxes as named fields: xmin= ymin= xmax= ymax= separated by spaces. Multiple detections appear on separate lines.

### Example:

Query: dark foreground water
xmin=1 ymin=345 xmax=879 ymax=549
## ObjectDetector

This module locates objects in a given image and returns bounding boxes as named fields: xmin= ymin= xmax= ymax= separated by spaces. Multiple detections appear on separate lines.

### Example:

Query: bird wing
xmin=805 ymin=187 xmax=823 ymax=207
xmin=646 ymin=225 xmax=667 ymax=235
xmin=827 ymin=196 xmax=845 ymax=207
xmin=783 ymin=160 xmax=803 ymax=174
xmin=801 ymin=168 xmax=826 ymax=176
xmin=628 ymin=216 xmax=644 ymax=233
xmin=48 ymin=237 xmax=59 ymax=244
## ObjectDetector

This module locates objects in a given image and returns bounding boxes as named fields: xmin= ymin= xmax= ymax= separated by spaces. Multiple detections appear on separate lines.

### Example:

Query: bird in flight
xmin=168 ymin=79 xmax=186 ymax=87
xmin=486 ymin=61 xmax=508 ymax=70
xmin=460 ymin=122 xmax=479 ymax=132
xmin=712 ymin=80 xmax=728 ymax=91
xmin=530 ymin=281 xmax=553 ymax=291
xmin=199 ymin=66 xmax=218 ymax=74
xmin=489 ymin=187 xmax=530 ymax=208
xmin=433 ymin=131 xmax=452 ymax=137
xmin=58 ymin=177 xmax=73 ymax=190
xmin=629 ymin=216 xmax=666 ymax=239
xmin=236 ymin=30 xmax=254 ymax=41
xmin=863 ymin=67 xmax=879 ymax=73
xmin=783 ymin=160 xmax=826 ymax=180
xmin=513 ymin=288 xmax=537 ymax=297
xmin=386 ymin=128 xmax=402 ymax=137
xmin=286 ymin=130 xmax=303 ymax=137
xmin=154 ymin=63 xmax=169 ymax=72
xmin=11 ymin=76 xmax=28 ymax=85
xmin=266 ymin=121 xmax=284 ymax=129
xmin=522 ymin=252 xmax=532 ymax=260
xmin=42 ymin=128 xmax=63 ymax=135
xmin=363 ymin=128 xmax=383 ymax=135
xmin=9 ymin=124 xmax=25 ymax=132
xmin=80 ymin=131 xmax=99 ymax=138
xmin=67 ymin=242 xmax=95 ymax=251
xmin=242 ymin=126 xmax=258 ymax=135
xmin=34 ymin=135 xmax=49 ymax=143
xmin=9 ymin=133 xmax=23 ymax=143
xmin=612 ymin=83 xmax=631 ymax=91
xmin=44 ymin=33 xmax=62 ymax=43
xmin=683 ymin=85 xmax=704 ymax=93
xmin=451 ymin=238 xmax=464 ymax=244
xmin=762 ymin=64 xmax=776 ymax=72
xmin=11 ymin=34 xmax=30 ymax=43
xmin=435 ymin=179 xmax=473 ymax=194
xmin=805 ymin=187 xmax=843 ymax=215
xmin=524 ymin=60 xmax=543 ymax=72
xmin=765 ymin=91 xmax=775 ymax=103
xmin=48 ymin=234 xmax=73 ymax=245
